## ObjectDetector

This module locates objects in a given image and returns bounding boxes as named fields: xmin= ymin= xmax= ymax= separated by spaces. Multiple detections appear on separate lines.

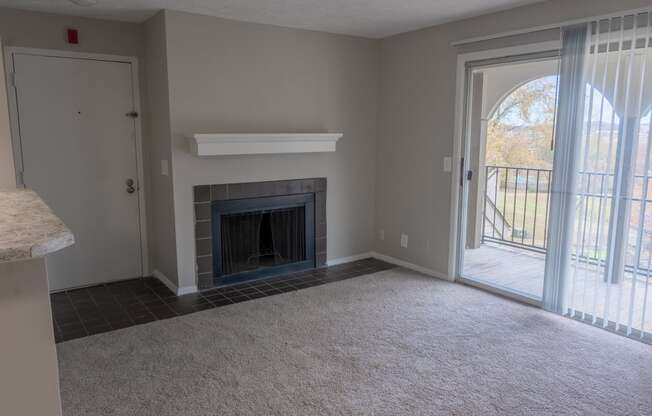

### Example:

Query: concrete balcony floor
xmin=463 ymin=243 xmax=545 ymax=299
xmin=463 ymin=243 xmax=652 ymax=336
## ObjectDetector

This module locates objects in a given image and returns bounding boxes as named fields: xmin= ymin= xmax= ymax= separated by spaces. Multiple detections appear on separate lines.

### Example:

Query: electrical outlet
xmin=379 ymin=229 xmax=385 ymax=241
xmin=160 ymin=159 xmax=169 ymax=176
xmin=400 ymin=234 xmax=408 ymax=248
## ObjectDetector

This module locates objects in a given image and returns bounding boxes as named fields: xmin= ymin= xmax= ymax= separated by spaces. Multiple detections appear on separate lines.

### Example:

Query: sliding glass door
xmin=459 ymin=54 xmax=561 ymax=302
xmin=458 ymin=11 xmax=652 ymax=341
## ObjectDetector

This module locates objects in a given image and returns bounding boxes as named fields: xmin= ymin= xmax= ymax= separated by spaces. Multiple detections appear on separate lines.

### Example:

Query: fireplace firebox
xmin=212 ymin=194 xmax=315 ymax=286
xmin=193 ymin=178 xmax=327 ymax=290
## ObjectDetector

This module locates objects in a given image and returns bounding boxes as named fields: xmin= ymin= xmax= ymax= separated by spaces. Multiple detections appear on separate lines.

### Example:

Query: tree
xmin=485 ymin=76 xmax=557 ymax=169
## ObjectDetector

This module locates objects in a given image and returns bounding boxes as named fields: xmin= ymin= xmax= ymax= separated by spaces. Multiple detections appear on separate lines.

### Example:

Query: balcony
xmin=464 ymin=165 xmax=550 ymax=299
xmin=463 ymin=165 xmax=652 ymax=333
xmin=481 ymin=165 xmax=551 ymax=254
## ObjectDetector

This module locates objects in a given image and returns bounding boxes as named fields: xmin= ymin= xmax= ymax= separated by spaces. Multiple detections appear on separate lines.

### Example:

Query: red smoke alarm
xmin=67 ymin=28 xmax=79 ymax=44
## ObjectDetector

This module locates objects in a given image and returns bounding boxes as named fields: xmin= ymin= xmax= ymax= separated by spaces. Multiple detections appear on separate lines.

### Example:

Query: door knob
xmin=126 ymin=179 xmax=135 ymax=194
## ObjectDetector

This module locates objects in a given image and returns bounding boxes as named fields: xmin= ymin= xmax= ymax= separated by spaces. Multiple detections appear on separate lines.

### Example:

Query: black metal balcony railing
xmin=482 ymin=166 xmax=552 ymax=253
xmin=482 ymin=166 xmax=652 ymax=265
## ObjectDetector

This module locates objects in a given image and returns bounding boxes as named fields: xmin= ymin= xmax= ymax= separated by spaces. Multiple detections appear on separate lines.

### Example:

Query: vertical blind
xmin=553 ymin=12 xmax=652 ymax=339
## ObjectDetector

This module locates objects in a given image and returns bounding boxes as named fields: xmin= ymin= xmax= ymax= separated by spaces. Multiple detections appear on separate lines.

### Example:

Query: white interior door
xmin=12 ymin=53 xmax=142 ymax=291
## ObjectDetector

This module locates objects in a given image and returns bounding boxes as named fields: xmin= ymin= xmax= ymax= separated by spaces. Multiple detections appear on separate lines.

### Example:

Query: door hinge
xmin=8 ymin=72 xmax=16 ymax=89
xmin=126 ymin=111 xmax=139 ymax=118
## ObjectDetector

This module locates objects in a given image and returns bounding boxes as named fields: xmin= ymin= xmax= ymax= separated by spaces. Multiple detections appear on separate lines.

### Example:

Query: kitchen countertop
xmin=0 ymin=189 xmax=74 ymax=263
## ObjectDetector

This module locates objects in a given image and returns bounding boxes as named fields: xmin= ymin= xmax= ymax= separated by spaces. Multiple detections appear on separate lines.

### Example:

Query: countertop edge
xmin=30 ymin=231 xmax=76 ymax=259
xmin=0 ymin=189 xmax=76 ymax=263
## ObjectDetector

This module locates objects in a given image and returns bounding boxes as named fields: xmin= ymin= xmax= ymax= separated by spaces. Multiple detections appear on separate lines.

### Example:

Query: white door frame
xmin=4 ymin=47 xmax=149 ymax=278
xmin=448 ymin=40 xmax=561 ymax=287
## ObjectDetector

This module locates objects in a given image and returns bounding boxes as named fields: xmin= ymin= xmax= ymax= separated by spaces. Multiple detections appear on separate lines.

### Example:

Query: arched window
xmin=485 ymin=76 xmax=620 ymax=171
xmin=485 ymin=76 xmax=558 ymax=170
xmin=482 ymin=77 xmax=619 ymax=250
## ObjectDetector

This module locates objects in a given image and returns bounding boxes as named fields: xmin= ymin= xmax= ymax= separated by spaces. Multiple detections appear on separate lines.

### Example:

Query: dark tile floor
xmin=51 ymin=258 xmax=395 ymax=343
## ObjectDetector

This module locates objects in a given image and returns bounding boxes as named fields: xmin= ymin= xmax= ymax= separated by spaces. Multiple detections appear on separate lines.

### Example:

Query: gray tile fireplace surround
xmin=193 ymin=178 xmax=327 ymax=290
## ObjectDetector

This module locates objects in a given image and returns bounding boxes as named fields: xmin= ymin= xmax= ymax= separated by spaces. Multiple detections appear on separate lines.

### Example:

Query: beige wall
xmin=143 ymin=12 xmax=178 ymax=286
xmin=375 ymin=0 xmax=652 ymax=277
xmin=0 ymin=42 xmax=14 ymax=188
xmin=0 ymin=258 xmax=62 ymax=416
xmin=0 ymin=8 xmax=143 ymax=56
xmin=162 ymin=11 xmax=380 ymax=289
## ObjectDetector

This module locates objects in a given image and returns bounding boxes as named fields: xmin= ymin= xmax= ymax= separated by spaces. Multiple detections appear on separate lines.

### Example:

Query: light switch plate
xmin=443 ymin=156 xmax=452 ymax=172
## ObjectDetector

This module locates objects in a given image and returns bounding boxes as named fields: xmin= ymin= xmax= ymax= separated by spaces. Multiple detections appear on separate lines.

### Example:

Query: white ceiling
xmin=0 ymin=0 xmax=547 ymax=38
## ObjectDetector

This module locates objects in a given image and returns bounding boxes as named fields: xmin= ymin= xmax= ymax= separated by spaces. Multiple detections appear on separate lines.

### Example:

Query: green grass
xmin=489 ymin=189 xmax=614 ymax=253
xmin=492 ymin=190 xmax=549 ymax=247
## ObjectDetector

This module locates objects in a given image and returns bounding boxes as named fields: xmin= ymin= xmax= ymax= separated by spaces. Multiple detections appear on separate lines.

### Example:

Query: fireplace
xmin=212 ymin=194 xmax=315 ymax=285
xmin=193 ymin=178 xmax=327 ymax=289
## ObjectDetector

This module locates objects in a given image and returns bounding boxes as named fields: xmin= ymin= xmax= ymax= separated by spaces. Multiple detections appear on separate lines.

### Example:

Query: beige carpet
xmin=57 ymin=268 xmax=652 ymax=415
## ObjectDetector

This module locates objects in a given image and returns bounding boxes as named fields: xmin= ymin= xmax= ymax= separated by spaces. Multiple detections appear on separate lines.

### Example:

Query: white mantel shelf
xmin=188 ymin=133 xmax=343 ymax=156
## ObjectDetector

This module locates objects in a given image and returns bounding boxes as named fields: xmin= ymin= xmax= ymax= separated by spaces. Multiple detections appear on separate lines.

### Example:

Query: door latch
xmin=126 ymin=111 xmax=139 ymax=118
xmin=126 ymin=178 xmax=136 ymax=194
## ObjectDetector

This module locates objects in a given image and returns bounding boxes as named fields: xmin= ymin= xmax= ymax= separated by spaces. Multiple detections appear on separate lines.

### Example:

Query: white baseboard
xmin=325 ymin=251 xmax=450 ymax=282
xmin=326 ymin=252 xmax=374 ymax=266
xmin=370 ymin=252 xmax=451 ymax=281
xmin=152 ymin=269 xmax=198 ymax=295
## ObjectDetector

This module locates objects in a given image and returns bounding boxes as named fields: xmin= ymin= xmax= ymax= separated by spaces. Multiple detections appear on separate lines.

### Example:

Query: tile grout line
xmin=103 ymin=281 xmax=146 ymax=327
xmin=76 ymin=285 xmax=113 ymax=333
xmin=63 ymin=290 xmax=94 ymax=338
